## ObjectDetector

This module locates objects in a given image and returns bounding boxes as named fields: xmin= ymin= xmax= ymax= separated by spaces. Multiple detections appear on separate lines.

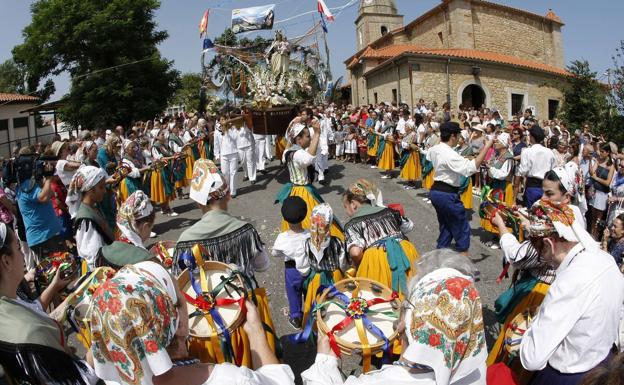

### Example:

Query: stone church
xmin=345 ymin=0 xmax=568 ymax=120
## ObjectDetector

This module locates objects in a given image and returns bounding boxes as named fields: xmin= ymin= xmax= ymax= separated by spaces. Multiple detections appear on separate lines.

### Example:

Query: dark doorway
xmin=461 ymin=84 xmax=486 ymax=109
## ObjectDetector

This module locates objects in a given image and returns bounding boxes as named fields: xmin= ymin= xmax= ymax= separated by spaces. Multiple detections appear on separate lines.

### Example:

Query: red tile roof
xmin=356 ymin=45 xmax=570 ymax=77
xmin=0 ymin=93 xmax=40 ymax=103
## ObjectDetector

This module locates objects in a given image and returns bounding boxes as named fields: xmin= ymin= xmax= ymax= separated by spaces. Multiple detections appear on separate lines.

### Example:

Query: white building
xmin=0 ymin=93 xmax=40 ymax=158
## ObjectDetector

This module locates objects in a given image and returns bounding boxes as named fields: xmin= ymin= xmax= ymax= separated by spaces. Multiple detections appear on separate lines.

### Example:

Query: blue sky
xmin=1 ymin=0 xmax=621 ymax=100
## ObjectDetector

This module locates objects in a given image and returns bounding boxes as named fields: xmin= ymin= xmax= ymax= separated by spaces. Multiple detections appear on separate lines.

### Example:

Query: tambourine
xmin=149 ymin=241 xmax=176 ymax=268
xmin=479 ymin=186 xmax=522 ymax=237
xmin=35 ymin=252 xmax=79 ymax=295
xmin=177 ymin=261 xmax=248 ymax=339
xmin=111 ymin=164 xmax=132 ymax=186
xmin=54 ymin=267 xmax=116 ymax=348
xmin=316 ymin=278 xmax=400 ymax=371
xmin=504 ymin=306 xmax=540 ymax=355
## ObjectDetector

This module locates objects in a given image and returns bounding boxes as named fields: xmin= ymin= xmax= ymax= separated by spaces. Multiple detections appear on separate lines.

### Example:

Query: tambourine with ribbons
xmin=110 ymin=164 xmax=132 ymax=186
xmin=149 ymin=240 xmax=176 ymax=268
xmin=503 ymin=306 xmax=540 ymax=356
xmin=177 ymin=245 xmax=251 ymax=364
xmin=479 ymin=185 xmax=522 ymax=237
xmin=35 ymin=252 xmax=79 ymax=296
xmin=297 ymin=278 xmax=400 ymax=373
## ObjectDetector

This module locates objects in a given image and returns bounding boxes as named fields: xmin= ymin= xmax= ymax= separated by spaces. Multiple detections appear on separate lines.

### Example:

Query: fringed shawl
xmin=344 ymin=204 xmax=407 ymax=250
xmin=0 ymin=297 xmax=88 ymax=385
xmin=175 ymin=210 xmax=265 ymax=278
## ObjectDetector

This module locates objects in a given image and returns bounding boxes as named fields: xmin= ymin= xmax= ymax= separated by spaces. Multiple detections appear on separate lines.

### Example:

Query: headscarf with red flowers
xmin=403 ymin=268 xmax=486 ymax=385
xmin=526 ymin=199 xmax=596 ymax=250
xmin=90 ymin=261 xmax=178 ymax=385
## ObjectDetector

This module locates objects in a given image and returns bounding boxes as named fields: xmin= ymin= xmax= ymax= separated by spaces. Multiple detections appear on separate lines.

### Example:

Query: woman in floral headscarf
xmin=302 ymin=249 xmax=486 ymax=385
xmin=342 ymin=179 xmax=419 ymax=298
xmin=119 ymin=139 xmax=150 ymax=203
xmin=95 ymin=190 xmax=156 ymax=269
xmin=67 ymin=165 xmax=114 ymax=271
xmin=90 ymin=261 xmax=295 ymax=385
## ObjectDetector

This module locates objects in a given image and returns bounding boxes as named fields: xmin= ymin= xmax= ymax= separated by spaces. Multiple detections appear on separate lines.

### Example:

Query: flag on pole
xmin=317 ymin=0 xmax=335 ymax=22
xmin=319 ymin=16 xmax=328 ymax=33
xmin=199 ymin=10 xmax=209 ymax=37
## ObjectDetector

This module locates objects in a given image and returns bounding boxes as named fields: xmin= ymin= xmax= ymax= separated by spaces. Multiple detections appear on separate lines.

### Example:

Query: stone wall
xmin=363 ymin=56 xmax=565 ymax=120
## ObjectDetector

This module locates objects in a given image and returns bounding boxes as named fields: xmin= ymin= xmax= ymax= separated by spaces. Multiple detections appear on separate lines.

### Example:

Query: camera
xmin=3 ymin=153 xmax=58 ymax=185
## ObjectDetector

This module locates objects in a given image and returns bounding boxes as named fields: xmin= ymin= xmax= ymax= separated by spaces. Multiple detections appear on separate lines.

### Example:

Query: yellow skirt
xmin=367 ymin=136 xmax=379 ymax=157
xmin=185 ymin=148 xmax=195 ymax=181
xmin=356 ymin=239 xmax=419 ymax=298
xmin=302 ymin=270 xmax=344 ymax=327
xmin=198 ymin=140 xmax=208 ymax=160
xmin=461 ymin=178 xmax=473 ymax=210
xmin=422 ymin=170 xmax=434 ymax=190
xmin=150 ymin=169 xmax=170 ymax=205
xmin=188 ymin=288 xmax=277 ymax=367
xmin=481 ymin=182 xmax=514 ymax=233
xmin=276 ymin=136 xmax=287 ymax=162
xmin=399 ymin=151 xmax=421 ymax=181
xmin=280 ymin=186 xmax=344 ymax=240
xmin=118 ymin=180 xmax=129 ymax=203
xmin=487 ymin=282 xmax=549 ymax=384
xmin=378 ymin=142 xmax=395 ymax=171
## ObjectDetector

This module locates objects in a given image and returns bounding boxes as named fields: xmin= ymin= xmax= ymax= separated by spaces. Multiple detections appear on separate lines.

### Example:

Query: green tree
xmin=13 ymin=0 xmax=180 ymax=129
xmin=559 ymin=60 xmax=609 ymax=133
xmin=171 ymin=73 xmax=203 ymax=112
xmin=0 ymin=59 xmax=55 ymax=101
xmin=612 ymin=40 xmax=624 ymax=114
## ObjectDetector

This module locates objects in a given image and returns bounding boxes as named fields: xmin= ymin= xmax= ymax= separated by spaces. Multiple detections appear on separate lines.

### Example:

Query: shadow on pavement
xmin=280 ymin=335 xmax=317 ymax=385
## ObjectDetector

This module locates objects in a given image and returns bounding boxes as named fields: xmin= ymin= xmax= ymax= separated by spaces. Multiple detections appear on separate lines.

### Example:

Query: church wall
xmin=363 ymin=57 xmax=564 ymax=120
xmin=404 ymin=12 xmax=448 ymax=49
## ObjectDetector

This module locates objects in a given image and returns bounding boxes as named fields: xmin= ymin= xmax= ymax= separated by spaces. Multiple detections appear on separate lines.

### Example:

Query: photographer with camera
xmin=15 ymin=147 xmax=65 ymax=260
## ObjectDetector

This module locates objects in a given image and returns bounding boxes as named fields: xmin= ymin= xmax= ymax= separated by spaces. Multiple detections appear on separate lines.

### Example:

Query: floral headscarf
xmin=310 ymin=203 xmax=332 ymax=262
xmin=65 ymin=165 xmax=108 ymax=218
xmin=526 ymin=199 xmax=596 ymax=249
xmin=189 ymin=159 xmax=229 ymax=205
xmin=287 ymin=123 xmax=306 ymax=145
xmin=348 ymin=178 xmax=384 ymax=207
xmin=403 ymin=268 xmax=486 ymax=385
xmin=117 ymin=190 xmax=154 ymax=248
xmin=90 ymin=262 xmax=178 ymax=385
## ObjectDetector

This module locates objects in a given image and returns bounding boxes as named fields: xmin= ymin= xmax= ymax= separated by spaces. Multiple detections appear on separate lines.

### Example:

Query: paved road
xmin=151 ymin=158 xmax=505 ymax=379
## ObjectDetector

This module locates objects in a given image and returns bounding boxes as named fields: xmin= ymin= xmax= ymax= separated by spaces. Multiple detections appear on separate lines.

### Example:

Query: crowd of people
xmin=0 ymin=98 xmax=623 ymax=385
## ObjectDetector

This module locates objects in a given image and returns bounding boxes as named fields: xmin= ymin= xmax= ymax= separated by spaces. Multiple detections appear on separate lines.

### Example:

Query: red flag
xmin=199 ymin=10 xmax=209 ymax=37
xmin=317 ymin=0 xmax=334 ymax=22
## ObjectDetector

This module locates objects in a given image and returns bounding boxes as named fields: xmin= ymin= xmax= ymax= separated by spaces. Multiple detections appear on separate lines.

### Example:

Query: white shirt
xmin=55 ymin=159 xmax=77 ymax=187
xmin=206 ymin=363 xmax=295 ymax=385
xmin=214 ymin=128 xmax=238 ymax=158
xmin=517 ymin=144 xmax=556 ymax=179
xmin=488 ymin=157 xmax=512 ymax=181
xmin=76 ymin=221 xmax=106 ymax=269
xmin=271 ymin=230 xmax=311 ymax=275
xmin=301 ymin=354 xmax=483 ymax=385
xmin=396 ymin=118 xmax=406 ymax=135
xmin=520 ymin=243 xmax=624 ymax=373
xmin=427 ymin=142 xmax=478 ymax=187
xmin=236 ymin=125 xmax=255 ymax=149
xmin=416 ymin=124 xmax=427 ymax=144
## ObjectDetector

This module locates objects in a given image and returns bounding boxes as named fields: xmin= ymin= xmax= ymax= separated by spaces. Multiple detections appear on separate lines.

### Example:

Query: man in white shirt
xmin=520 ymin=200 xmax=623 ymax=384
xmin=517 ymin=125 xmax=557 ymax=208
xmin=315 ymin=108 xmax=331 ymax=184
xmin=236 ymin=121 xmax=256 ymax=184
xmin=427 ymin=122 xmax=493 ymax=253
xmin=213 ymin=116 xmax=240 ymax=197
xmin=253 ymin=132 xmax=267 ymax=174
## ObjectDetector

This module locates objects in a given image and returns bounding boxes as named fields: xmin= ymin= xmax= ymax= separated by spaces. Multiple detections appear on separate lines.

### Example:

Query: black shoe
xmin=250 ymin=180 xmax=256 ymax=185
xmin=243 ymin=176 xmax=249 ymax=181
xmin=288 ymin=317 xmax=302 ymax=330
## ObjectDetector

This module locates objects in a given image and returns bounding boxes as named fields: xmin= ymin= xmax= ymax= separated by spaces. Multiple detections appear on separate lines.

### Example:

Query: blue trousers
xmin=284 ymin=266 xmax=304 ymax=319
xmin=429 ymin=189 xmax=471 ymax=252
xmin=524 ymin=187 xmax=543 ymax=209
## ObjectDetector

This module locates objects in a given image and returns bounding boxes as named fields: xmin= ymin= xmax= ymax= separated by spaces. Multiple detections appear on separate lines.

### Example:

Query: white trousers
xmin=220 ymin=153 xmax=238 ymax=195
xmin=265 ymin=135 xmax=274 ymax=159
xmin=316 ymin=153 xmax=328 ymax=181
xmin=255 ymin=138 xmax=266 ymax=171
xmin=335 ymin=143 xmax=344 ymax=156
xmin=238 ymin=146 xmax=257 ymax=182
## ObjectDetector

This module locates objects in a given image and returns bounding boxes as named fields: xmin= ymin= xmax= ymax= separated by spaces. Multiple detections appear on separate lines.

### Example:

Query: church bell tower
xmin=355 ymin=0 xmax=404 ymax=51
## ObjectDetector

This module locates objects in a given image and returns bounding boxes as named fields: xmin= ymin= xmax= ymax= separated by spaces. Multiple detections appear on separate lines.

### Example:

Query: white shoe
xmin=370 ymin=165 xmax=378 ymax=169
xmin=490 ymin=244 xmax=500 ymax=250
xmin=422 ymin=197 xmax=429 ymax=201
xmin=168 ymin=211 xmax=179 ymax=217
xmin=150 ymin=232 xmax=157 ymax=238
xmin=381 ymin=175 xmax=391 ymax=179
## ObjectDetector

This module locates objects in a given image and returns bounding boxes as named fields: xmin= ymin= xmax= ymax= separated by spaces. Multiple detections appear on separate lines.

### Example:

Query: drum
xmin=54 ymin=267 xmax=116 ymax=348
xmin=149 ymin=241 xmax=176 ymax=268
xmin=316 ymin=277 xmax=400 ymax=371
xmin=35 ymin=252 xmax=79 ymax=296
xmin=504 ymin=306 xmax=540 ymax=355
xmin=177 ymin=261 xmax=248 ymax=339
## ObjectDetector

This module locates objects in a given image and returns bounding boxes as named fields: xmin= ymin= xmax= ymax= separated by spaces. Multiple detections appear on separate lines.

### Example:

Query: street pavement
xmin=151 ymin=157 xmax=506 ymax=380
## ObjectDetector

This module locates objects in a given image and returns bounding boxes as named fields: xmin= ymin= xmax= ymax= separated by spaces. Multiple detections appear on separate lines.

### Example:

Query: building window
xmin=381 ymin=26 xmax=388 ymax=36
xmin=437 ymin=31 xmax=444 ymax=45
xmin=374 ymin=92 xmax=378 ymax=105
xmin=511 ymin=94 xmax=524 ymax=116
xmin=392 ymin=89 xmax=398 ymax=104
xmin=548 ymin=99 xmax=559 ymax=120
xmin=0 ymin=120 xmax=8 ymax=132
xmin=13 ymin=117 xmax=28 ymax=129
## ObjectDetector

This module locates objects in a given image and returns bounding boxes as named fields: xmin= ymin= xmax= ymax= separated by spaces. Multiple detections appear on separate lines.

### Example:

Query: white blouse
xmin=76 ymin=221 xmax=106 ymax=269
xmin=205 ymin=363 xmax=295 ymax=385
